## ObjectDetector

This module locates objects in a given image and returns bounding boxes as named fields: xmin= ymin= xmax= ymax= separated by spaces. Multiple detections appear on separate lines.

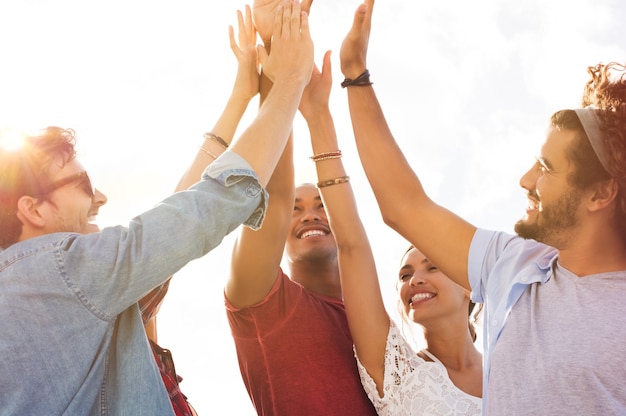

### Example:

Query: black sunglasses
xmin=35 ymin=171 xmax=95 ymax=198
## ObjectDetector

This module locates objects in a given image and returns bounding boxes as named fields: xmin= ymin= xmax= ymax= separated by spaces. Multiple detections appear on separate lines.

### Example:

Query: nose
xmin=519 ymin=164 xmax=537 ymax=192
xmin=408 ymin=272 xmax=426 ymax=287
xmin=93 ymin=188 xmax=108 ymax=207
xmin=300 ymin=208 xmax=322 ymax=223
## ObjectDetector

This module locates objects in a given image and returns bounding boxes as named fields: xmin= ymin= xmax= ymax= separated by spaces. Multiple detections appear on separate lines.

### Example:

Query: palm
xmin=252 ymin=0 xmax=313 ymax=44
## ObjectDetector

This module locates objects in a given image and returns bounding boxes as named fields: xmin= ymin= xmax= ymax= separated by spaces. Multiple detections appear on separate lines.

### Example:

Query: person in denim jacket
xmin=0 ymin=2 xmax=313 ymax=414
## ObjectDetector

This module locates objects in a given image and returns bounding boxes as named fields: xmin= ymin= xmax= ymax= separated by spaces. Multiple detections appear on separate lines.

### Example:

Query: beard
xmin=514 ymin=188 xmax=582 ymax=247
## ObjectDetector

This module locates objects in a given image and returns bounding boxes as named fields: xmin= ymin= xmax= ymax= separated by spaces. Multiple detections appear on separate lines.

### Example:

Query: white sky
xmin=2 ymin=0 xmax=625 ymax=414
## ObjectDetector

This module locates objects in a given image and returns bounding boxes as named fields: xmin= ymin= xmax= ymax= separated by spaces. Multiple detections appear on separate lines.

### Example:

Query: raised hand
xmin=252 ymin=0 xmax=314 ymax=45
xmin=299 ymin=50 xmax=332 ymax=121
xmin=229 ymin=5 xmax=260 ymax=101
xmin=340 ymin=0 xmax=374 ymax=79
xmin=258 ymin=1 xmax=314 ymax=87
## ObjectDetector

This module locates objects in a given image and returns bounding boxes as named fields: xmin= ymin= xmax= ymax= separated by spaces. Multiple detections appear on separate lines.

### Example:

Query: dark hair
xmin=0 ymin=127 xmax=77 ymax=248
xmin=554 ymin=62 xmax=626 ymax=242
xmin=398 ymin=245 xmax=483 ymax=343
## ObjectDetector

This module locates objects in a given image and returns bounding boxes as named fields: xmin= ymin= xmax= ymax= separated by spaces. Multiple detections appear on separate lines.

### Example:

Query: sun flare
xmin=0 ymin=128 xmax=27 ymax=152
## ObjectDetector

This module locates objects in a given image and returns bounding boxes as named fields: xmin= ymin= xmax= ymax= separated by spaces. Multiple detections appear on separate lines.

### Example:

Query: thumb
xmin=321 ymin=50 xmax=332 ymax=78
xmin=257 ymin=44 xmax=268 ymax=67
xmin=354 ymin=3 xmax=368 ymax=25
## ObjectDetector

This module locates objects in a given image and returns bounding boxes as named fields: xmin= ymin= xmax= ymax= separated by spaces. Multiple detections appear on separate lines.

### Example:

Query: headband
xmin=574 ymin=107 xmax=611 ymax=174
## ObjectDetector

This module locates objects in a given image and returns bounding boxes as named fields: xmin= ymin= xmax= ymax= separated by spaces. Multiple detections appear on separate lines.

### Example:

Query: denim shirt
xmin=0 ymin=151 xmax=267 ymax=416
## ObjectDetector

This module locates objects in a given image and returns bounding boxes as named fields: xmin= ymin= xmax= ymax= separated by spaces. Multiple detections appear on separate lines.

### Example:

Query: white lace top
xmin=355 ymin=320 xmax=482 ymax=416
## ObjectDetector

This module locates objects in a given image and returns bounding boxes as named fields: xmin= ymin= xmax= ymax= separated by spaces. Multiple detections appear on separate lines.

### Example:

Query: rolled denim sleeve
xmin=205 ymin=151 xmax=268 ymax=230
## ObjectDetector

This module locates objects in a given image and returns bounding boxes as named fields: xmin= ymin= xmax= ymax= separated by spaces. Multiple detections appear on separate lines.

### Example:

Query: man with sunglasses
xmin=0 ymin=3 xmax=313 ymax=414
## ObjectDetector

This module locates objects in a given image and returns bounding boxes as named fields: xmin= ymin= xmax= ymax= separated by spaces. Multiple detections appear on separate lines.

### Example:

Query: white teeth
xmin=300 ymin=230 xmax=326 ymax=239
xmin=410 ymin=293 xmax=433 ymax=304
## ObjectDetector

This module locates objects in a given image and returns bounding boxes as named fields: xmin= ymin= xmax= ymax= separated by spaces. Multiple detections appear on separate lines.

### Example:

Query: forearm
xmin=231 ymin=79 xmax=305 ymax=186
xmin=346 ymin=85 xmax=429 ymax=230
xmin=347 ymin=84 xmax=476 ymax=287
xmin=309 ymin=110 xmax=388 ymax=374
xmin=175 ymin=94 xmax=252 ymax=192
xmin=226 ymin=137 xmax=294 ymax=310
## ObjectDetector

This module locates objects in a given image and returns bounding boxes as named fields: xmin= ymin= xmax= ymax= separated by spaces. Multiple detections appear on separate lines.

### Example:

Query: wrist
xmin=341 ymin=64 xmax=367 ymax=80
xmin=341 ymin=69 xmax=372 ymax=88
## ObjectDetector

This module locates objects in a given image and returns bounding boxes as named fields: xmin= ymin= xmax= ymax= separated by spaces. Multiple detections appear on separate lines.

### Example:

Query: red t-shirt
xmin=226 ymin=269 xmax=377 ymax=415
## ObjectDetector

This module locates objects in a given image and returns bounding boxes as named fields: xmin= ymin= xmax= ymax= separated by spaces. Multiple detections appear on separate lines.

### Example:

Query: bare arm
xmin=230 ymin=1 xmax=312 ymax=186
xmin=176 ymin=6 xmax=260 ymax=192
xmin=226 ymin=1 xmax=314 ymax=308
xmin=142 ymin=7 xmax=260 ymax=343
xmin=227 ymin=73 xmax=294 ymax=308
xmin=300 ymin=51 xmax=389 ymax=392
xmin=340 ymin=0 xmax=476 ymax=289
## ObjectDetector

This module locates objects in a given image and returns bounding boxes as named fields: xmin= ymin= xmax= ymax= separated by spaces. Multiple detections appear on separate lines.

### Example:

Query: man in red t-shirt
xmin=224 ymin=4 xmax=376 ymax=414
xmin=226 ymin=180 xmax=376 ymax=415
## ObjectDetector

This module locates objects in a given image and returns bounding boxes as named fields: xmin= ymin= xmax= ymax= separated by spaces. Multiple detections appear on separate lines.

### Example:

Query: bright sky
xmin=2 ymin=0 xmax=626 ymax=414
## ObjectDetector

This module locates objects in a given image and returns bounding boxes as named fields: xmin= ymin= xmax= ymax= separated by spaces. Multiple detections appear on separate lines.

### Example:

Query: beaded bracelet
xmin=310 ymin=150 xmax=342 ymax=162
xmin=203 ymin=132 xmax=229 ymax=150
xmin=341 ymin=69 xmax=372 ymax=88
xmin=317 ymin=175 xmax=350 ymax=188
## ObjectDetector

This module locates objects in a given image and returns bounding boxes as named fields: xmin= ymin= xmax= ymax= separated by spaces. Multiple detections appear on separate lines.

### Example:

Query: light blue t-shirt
xmin=0 ymin=151 xmax=267 ymax=415
xmin=469 ymin=229 xmax=626 ymax=415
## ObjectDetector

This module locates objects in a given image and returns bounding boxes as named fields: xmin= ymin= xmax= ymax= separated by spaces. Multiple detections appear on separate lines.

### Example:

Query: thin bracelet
xmin=341 ymin=69 xmax=372 ymax=88
xmin=317 ymin=175 xmax=350 ymax=188
xmin=311 ymin=150 xmax=342 ymax=162
xmin=199 ymin=146 xmax=217 ymax=159
xmin=203 ymin=132 xmax=229 ymax=150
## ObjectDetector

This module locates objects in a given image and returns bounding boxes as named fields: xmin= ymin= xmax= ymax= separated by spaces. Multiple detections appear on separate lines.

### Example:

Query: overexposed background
xmin=2 ymin=0 xmax=625 ymax=414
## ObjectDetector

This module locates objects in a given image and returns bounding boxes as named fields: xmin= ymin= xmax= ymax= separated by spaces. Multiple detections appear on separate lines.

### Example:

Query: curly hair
xmin=0 ymin=127 xmax=77 ymax=249
xmin=551 ymin=62 xmax=626 ymax=243
xmin=581 ymin=62 xmax=626 ymax=182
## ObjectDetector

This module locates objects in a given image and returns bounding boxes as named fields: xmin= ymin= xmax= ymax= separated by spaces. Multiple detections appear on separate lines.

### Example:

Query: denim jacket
xmin=0 ymin=151 xmax=267 ymax=416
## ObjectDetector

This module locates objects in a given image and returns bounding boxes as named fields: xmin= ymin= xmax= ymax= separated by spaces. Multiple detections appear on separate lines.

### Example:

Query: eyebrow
xmin=536 ymin=156 xmax=553 ymax=171
xmin=399 ymin=258 xmax=430 ymax=272
xmin=294 ymin=196 xmax=323 ymax=203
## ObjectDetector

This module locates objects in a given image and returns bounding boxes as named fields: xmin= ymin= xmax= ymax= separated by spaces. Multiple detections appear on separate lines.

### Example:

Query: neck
xmin=556 ymin=225 xmax=626 ymax=276
xmin=422 ymin=318 xmax=481 ymax=371
xmin=288 ymin=257 xmax=342 ymax=299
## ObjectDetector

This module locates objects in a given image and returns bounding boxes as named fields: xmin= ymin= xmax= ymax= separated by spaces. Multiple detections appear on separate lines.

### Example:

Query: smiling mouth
xmin=298 ymin=229 xmax=328 ymax=239
xmin=409 ymin=292 xmax=434 ymax=306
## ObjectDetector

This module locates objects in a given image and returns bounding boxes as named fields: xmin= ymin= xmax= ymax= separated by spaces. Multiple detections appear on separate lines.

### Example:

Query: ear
xmin=16 ymin=195 xmax=47 ymax=228
xmin=588 ymin=178 xmax=619 ymax=212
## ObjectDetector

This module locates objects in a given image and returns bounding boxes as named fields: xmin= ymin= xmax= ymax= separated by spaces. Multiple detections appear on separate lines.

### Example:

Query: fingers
xmin=229 ymin=7 xmax=255 ymax=55
xmin=289 ymin=2 xmax=301 ymax=38
xmin=321 ymin=50 xmax=332 ymax=80
xmin=283 ymin=2 xmax=292 ymax=38
xmin=228 ymin=25 xmax=237 ymax=54
xmin=363 ymin=0 xmax=374 ymax=27
xmin=352 ymin=3 xmax=368 ymax=31
xmin=299 ymin=3 xmax=310 ymax=39
xmin=243 ymin=5 xmax=256 ymax=45
xmin=272 ymin=2 xmax=284 ymax=38
xmin=302 ymin=0 xmax=314 ymax=15
xmin=271 ymin=1 xmax=309 ymax=40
